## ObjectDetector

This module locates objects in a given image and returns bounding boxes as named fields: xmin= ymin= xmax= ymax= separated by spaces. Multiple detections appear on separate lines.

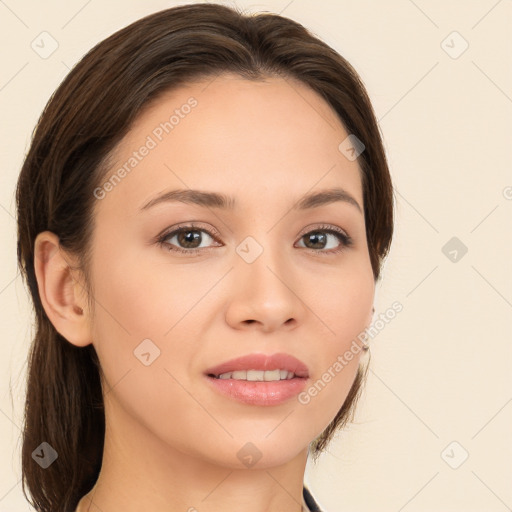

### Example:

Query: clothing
xmin=303 ymin=485 xmax=323 ymax=512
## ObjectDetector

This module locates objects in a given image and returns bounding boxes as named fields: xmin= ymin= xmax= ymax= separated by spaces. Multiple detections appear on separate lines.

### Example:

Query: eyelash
xmin=156 ymin=222 xmax=354 ymax=256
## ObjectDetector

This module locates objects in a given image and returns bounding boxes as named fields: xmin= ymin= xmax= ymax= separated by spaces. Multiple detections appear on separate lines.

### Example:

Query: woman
xmin=16 ymin=3 xmax=394 ymax=511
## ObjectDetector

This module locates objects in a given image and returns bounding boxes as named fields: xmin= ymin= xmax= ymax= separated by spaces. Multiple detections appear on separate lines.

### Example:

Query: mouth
xmin=204 ymin=352 xmax=310 ymax=379
xmin=207 ymin=369 xmax=304 ymax=381
xmin=203 ymin=352 xmax=309 ymax=406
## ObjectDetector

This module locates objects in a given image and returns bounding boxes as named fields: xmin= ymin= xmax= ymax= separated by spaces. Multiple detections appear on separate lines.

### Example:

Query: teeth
xmin=216 ymin=369 xmax=296 ymax=381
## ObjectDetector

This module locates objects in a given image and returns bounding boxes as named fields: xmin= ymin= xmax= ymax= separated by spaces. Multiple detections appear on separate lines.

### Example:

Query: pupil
xmin=179 ymin=230 xmax=200 ymax=248
xmin=308 ymin=232 xmax=325 ymax=249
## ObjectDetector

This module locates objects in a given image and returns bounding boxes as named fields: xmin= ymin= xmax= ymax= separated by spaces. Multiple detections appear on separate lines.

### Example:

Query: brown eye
xmin=157 ymin=224 xmax=221 ymax=254
xmin=172 ymin=229 xmax=205 ymax=249
xmin=296 ymin=225 xmax=353 ymax=254
xmin=156 ymin=223 xmax=353 ymax=256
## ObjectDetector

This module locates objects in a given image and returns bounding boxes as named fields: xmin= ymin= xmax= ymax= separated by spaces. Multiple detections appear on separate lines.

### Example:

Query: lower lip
xmin=205 ymin=375 xmax=308 ymax=406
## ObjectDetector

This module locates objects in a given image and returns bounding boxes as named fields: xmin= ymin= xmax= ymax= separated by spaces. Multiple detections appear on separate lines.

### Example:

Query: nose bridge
xmin=235 ymin=230 xmax=289 ymax=296
xmin=228 ymin=229 xmax=300 ymax=329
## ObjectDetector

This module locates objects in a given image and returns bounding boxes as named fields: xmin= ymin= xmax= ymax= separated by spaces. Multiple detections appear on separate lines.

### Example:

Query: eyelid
xmin=297 ymin=223 xmax=350 ymax=239
xmin=156 ymin=221 xmax=221 ymax=241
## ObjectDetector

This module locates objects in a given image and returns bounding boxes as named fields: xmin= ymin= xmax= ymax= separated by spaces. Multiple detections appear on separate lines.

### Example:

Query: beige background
xmin=1 ymin=0 xmax=511 ymax=510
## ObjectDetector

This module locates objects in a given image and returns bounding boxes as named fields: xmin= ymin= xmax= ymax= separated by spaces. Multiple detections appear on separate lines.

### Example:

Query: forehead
xmin=96 ymin=73 xmax=363 ymax=216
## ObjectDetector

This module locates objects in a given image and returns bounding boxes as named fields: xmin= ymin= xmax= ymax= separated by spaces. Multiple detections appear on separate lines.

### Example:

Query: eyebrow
xmin=140 ymin=187 xmax=362 ymax=214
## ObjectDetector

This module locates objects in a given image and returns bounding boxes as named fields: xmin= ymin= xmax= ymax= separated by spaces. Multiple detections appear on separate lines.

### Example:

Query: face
xmin=87 ymin=73 xmax=374 ymax=469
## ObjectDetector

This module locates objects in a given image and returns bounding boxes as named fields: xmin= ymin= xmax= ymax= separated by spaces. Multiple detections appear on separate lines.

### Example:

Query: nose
xmin=224 ymin=246 xmax=304 ymax=333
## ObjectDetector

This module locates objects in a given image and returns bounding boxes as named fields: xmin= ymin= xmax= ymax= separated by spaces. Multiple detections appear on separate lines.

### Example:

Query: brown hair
xmin=16 ymin=3 xmax=393 ymax=511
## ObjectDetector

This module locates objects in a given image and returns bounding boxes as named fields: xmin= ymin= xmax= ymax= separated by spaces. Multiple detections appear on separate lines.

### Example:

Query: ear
xmin=34 ymin=231 xmax=92 ymax=347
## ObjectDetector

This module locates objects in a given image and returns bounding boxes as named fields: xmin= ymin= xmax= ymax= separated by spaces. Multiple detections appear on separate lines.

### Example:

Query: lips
xmin=204 ymin=352 xmax=310 ymax=379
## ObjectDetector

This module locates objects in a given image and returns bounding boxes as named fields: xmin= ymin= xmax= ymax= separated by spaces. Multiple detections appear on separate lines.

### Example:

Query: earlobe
xmin=34 ymin=231 xmax=92 ymax=347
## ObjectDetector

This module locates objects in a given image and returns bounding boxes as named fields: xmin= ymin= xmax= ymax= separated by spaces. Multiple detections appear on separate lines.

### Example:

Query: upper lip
xmin=205 ymin=352 xmax=310 ymax=378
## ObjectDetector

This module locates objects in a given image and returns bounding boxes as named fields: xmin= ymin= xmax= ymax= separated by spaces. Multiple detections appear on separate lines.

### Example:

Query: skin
xmin=34 ymin=73 xmax=375 ymax=512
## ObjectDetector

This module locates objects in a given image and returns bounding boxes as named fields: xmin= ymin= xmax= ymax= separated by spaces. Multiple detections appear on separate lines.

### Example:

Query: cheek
xmin=88 ymin=238 xmax=219 ymax=396
xmin=300 ymin=255 xmax=375 ymax=344
xmin=90 ymin=239 xmax=203 ymax=338
xmin=87 ymin=246 xmax=209 ymax=443
xmin=294 ymin=259 xmax=373 ymax=426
